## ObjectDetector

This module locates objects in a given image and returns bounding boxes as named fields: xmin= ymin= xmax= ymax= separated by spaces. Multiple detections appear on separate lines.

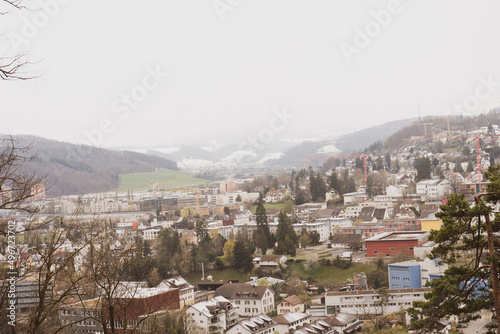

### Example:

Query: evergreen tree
xmin=284 ymin=235 xmax=296 ymax=257
xmin=232 ymin=240 xmax=253 ymax=272
xmin=327 ymin=170 xmax=341 ymax=193
xmin=310 ymin=170 xmax=326 ymax=202
xmin=340 ymin=170 xmax=356 ymax=195
xmin=385 ymin=153 xmax=391 ymax=171
xmin=355 ymin=157 xmax=363 ymax=169
xmin=455 ymin=161 xmax=464 ymax=174
xmin=367 ymin=258 xmax=388 ymax=289
xmin=255 ymin=202 xmax=271 ymax=253
xmin=275 ymin=211 xmax=297 ymax=256
xmin=409 ymin=167 xmax=500 ymax=331
xmin=375 ymin=156 xmax=384 ymax=171
xmin=294 ymin=190 xmax=307 ymax=205
xmin=466 ymin=161 xmax=474 ymax=173
xmin=366 ymin=175 xmax=374 ymax=197
xmin=416 ymin=157 xmax=431 ymax=181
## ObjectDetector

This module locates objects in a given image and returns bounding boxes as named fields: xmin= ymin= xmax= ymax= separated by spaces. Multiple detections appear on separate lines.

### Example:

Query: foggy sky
xmin=1 ymin=0 xmax=500 ymax=149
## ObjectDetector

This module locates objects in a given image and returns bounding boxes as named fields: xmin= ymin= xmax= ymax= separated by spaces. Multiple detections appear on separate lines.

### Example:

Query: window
xmin=386 ymin=254 xmax=391 ymax=257
xmin=373 ymin=251 xmax=378 ymax=254
xmin=409 ymin=247 xmax=414 ymax=251
xmin=389 ymin=247 xmax=395 ymax=251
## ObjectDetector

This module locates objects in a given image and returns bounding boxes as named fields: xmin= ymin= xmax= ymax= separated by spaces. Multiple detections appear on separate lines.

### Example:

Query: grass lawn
xmin=291 ymin=250 xmax=332 ymax=261
xmin=116 ymin=168 xmax=216 ymax=193
xmin=250 ymin=203 xmax=286 ymax=213
xmin=287 ymin=262 xmax=376 ymax=284
xmin=182 ymin=268 xmax=251 ymax=285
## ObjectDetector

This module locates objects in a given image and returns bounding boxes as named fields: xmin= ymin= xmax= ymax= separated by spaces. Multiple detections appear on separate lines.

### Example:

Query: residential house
xmin=246 ymin=277 xmax=285 ymax=287
xmin=354 ymin=206 xmax=387 ymax=223
xmin=215 ymin=283 xmax=275 ymax=317
xmin=323 ymin=313 xmax=363 ymax=334
xmin=253 ymin=254 xmax=287 ymax=273
xmin=325 ymin=189 xmax=341 ymax=203
xmin=226 ymin=314 xmax=278 ymax=334
xmin=277 ymin=295 xmax=305 ymax=314
xmin=329 ymin=234 xmax=363 ymax=249
xmin=292 ymin=318 xmax=338 ymax=334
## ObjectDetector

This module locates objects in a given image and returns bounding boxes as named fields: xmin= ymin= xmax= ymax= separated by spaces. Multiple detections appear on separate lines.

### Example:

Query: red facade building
xmin=365 ymin=231 xmax=430 ymax=257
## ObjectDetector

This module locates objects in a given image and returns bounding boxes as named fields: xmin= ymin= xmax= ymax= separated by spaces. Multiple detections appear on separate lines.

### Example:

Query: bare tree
xmin=358 ymin=288 xmax=402 ymax=334
xmin=1 ymin=0 xmax=36 ymax=80
xmin=66 ymin=236 xmax=180 ymax=334
xmin=0 ymin=216 xmax=108 ymax=334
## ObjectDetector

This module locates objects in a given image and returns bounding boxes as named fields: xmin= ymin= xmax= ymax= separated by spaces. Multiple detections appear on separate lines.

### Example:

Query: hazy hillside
xmin=384 ymin=112 xmax=500 ymax=150
xmin=7 ymin=135 xmax=178 ymax=197
xmin=275 ymin=118 xmax=417 ymax=168
xmin=334 ymin=118 xmax=418 ymax=152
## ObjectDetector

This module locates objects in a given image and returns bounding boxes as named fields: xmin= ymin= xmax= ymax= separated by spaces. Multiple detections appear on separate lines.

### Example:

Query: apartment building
xmin=187 ymin=296 xmax=238 ymax=334
xmin=325 ymin=288 xmax=431 ymax=316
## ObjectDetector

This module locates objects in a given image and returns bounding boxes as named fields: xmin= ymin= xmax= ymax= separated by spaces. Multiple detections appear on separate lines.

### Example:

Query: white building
xmin=142 ymin=226 xmax=162 ymax=240
xmin=413 ymin=241 xmax=437 ymax=260
xmin=187 ymin=296 xmax=238 ymax=334
xmin=416 ymin=179 xmax=451 ymax=198
xmin=273 ymin=312 xmax=310 ymax=333
xmin=293 ymin=222 xmax=331 ymax=242
xmin=386 ymin=185 xmax=410 ymax=197
xmin=325 ymin=288 xmax=431 ymax=316
xmin=343 ymin=192 xmax=368 ymax=205
xmin=344 ymin=201 xmax=393 ymax=219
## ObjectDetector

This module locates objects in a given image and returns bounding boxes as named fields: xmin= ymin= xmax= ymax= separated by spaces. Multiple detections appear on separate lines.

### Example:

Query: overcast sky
xmin=1 ymin=0 xmax=500 ymax=149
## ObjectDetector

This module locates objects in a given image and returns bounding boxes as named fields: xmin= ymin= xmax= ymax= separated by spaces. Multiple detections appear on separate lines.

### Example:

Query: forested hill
xmin=6 ymin=135 xmax=178 ymax=197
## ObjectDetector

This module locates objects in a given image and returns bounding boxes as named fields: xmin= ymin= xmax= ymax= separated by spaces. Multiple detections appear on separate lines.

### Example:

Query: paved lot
xmin=463 ymin=312 xmax=493 ymax=334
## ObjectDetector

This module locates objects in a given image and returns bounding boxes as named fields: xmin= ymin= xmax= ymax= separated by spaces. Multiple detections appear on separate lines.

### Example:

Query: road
xmin=463 ymin=311 xmax=493 ymax=334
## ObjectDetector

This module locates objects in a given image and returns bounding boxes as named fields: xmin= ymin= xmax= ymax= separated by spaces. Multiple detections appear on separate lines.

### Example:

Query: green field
xmin=250 ymin=203 xmax=286 ymax=213
xmin=183 ymin=269 xmax=251 ymax=285
xmin=116 ymin=169 xmax=216 ymax=193
xmin=288 ymin=262 xmax=376 ymax=284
